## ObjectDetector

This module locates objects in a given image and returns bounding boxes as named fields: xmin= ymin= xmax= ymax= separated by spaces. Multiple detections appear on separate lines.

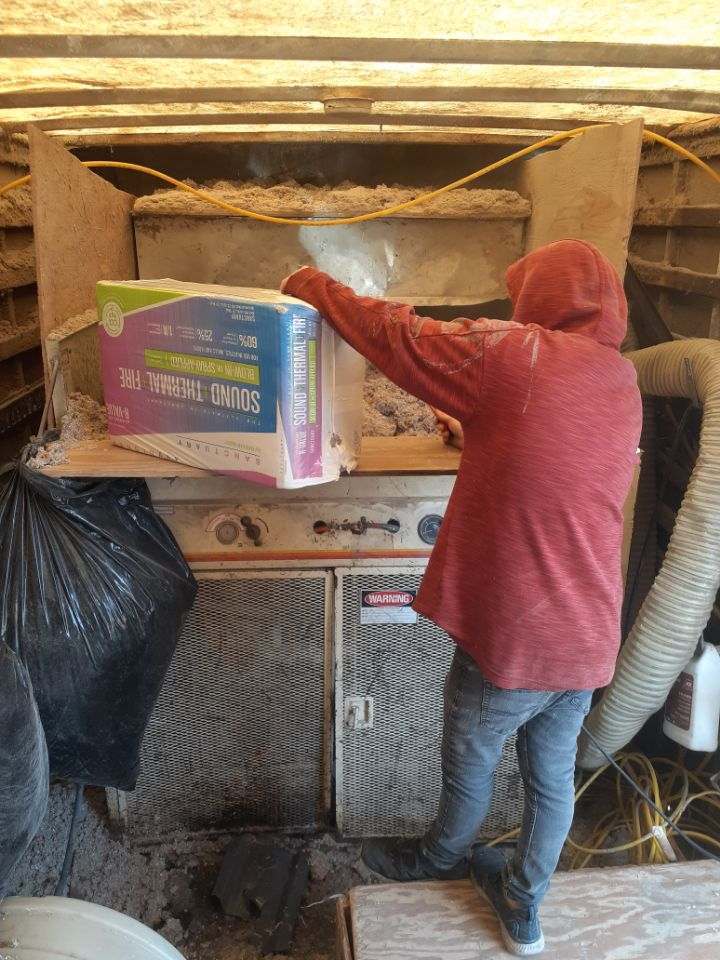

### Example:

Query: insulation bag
xmin=0 ymin=462 xmax=197 ymax=791
xmin=0 ymin=643 xmax=49 ymax=896
xmin=96 ymin=280 xmax=365 ymax=488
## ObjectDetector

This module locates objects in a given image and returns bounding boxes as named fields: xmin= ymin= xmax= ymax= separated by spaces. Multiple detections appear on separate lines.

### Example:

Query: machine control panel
xmin=155 ymin=476 xmax=455 ymax=561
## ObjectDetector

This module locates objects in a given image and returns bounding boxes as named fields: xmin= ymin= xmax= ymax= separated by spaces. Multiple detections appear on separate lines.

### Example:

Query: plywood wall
xmin=520 ymin=119 xmax=644 ymax=275
xmin=29 ymin=129 xmax=137 ymax=414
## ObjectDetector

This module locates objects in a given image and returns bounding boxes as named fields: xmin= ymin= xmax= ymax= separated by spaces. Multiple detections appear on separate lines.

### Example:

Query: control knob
xmin=215 ymin=520 xmax=240 ymax=545
xmin=418 ymin=514 xmax=443 ymax=545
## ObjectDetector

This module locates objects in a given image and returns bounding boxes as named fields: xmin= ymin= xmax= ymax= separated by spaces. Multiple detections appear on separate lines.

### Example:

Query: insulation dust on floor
xmin=7 ymin=783 xmax=716 ymax=960
xmin=5 ymin=785 xmax=375 ymax=960
xmin=4 ymin=773 xmax=647 ymax=960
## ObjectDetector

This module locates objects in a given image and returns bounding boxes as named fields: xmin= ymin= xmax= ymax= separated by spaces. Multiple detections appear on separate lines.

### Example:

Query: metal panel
xmin=336 ymin=568 xmax=523 ymax=838
xmin=120 ymin=570 xmax=332 ymax=838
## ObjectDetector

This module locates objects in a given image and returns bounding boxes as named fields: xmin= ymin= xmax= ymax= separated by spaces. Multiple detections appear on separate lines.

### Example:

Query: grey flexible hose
xmin=577 ymin=338 xmax=720 ymax=769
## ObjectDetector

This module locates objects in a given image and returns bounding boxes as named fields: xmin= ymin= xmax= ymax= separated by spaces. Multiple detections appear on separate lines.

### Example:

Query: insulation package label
xmin=96 ymin=279 xmax=344 ymax=488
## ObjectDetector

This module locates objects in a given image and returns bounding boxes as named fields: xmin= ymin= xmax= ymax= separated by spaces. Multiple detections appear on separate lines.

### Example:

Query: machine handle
xmin=313 ymin=517 xmax=400 ymax=536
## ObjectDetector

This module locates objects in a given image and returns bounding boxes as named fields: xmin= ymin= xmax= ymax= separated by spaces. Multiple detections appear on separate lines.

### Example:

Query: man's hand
xmin=433 ymin=408 xmax=464 ymax=450
xmin=280 ymin=267 xmax=313 ymax=294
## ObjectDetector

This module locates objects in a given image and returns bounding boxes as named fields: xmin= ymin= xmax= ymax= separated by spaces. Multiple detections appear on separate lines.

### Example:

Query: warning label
xmin=665 ymin=672 xmax=694 ymax=731
xmin=360 ymin=589 xmax=418 ymax=625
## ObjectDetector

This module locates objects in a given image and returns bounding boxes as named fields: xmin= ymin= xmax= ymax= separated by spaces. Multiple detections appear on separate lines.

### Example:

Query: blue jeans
xmin=424 ymin=648 xmax=592 ymax=906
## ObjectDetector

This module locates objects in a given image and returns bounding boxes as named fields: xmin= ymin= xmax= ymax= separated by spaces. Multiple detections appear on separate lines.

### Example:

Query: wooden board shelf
xmin=38 ymin=435 xmax=461 ymax=479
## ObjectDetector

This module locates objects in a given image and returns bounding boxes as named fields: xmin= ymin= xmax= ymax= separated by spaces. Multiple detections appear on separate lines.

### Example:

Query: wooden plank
xmin=0 ymin=228 xmax=35 ymax=287
xmin=4 ymin=83 xmax=717 ymax=113
xmin=0 ymin=183 xmax=32 ymax=227
xmin=2 ymin=2 xmax=716 ymax=51
xmin=349 ymin=861 xmax=720 ymax=960
xmin=41 ymin=128 xmax=556 ymax=148
xmin=38 ymin=436 xmax=461 ymax=479
xmin=3 ymin=60 xmax=719 ymax=112
xmin=630 ymin=256 xmax=720 ymax=299
xmin=356 ymin=437 xmax=460 ymax=475
xmin=0 ymin=108 xmax=614 ymax=134
xmin=0 ymin=376 xmax=43 ymax=414
xmin=667 ymin=116 xmax=720 ymax=140
xmin=0 ymin=133 xmax=29 ymax=167
xmin=520 ymin=119 xmax=644 ymax=275
xmin=640 ymin=134 xmax=720 ymax=167
xmin=28 ymin=128 xmax=136 ymax=402
xmin=635 ymin=204 xmax=720 ymax=227
xmin=0 ymin=354 xmax=23 ymax=405
xmin=0 ymin=376 xmax=44 ymax=434
xmin=45 ymin=310 xmax=101 ymax=420
xmin=0 ymin=323 xmax=39 ymax=362
xmin=335 ymin=896 xmax=353 ymax=960
xmin=0 ymin=100 xmax=706 ymax=135
xmin=2 ymin=35 xmax=719 ymax=69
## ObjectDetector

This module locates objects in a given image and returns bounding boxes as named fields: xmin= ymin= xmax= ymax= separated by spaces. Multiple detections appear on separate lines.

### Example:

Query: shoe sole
xmin=359 ymin=851 xmax=400 ymax=882
xmin=471 ymin=874 xmax=545 ymax=957
xmin=360 ymin=850 xmax=432 ymax=883
xmin=361 ymin=859 xmax=469 ymax=884
xmin=361 ymin=861 xmax=400 ymax=882
xmin=361 ymin=846 xmax=470 ymax=884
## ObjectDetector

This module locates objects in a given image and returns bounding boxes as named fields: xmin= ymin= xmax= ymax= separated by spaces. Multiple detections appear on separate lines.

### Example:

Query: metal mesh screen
xmin=124 ymin=574 xmax=329 ymax=838
xmin=339 ymin=571 xmax=523 ymax=838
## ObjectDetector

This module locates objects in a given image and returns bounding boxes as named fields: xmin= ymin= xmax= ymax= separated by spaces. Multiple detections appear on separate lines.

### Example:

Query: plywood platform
xmin=345 ymin=861 xmax=720 ymax=960
xmin=37 ymin=435 xmax=461 ymax=479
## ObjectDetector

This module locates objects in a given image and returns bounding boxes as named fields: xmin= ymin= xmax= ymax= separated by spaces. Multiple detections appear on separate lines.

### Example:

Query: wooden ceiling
xmin=1 ymin=2 xmax=719 ymax=145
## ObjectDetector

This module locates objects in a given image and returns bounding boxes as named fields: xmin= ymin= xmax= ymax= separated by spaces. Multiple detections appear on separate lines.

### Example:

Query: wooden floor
xmin=346 ymin=861 xmax=720 ymax=960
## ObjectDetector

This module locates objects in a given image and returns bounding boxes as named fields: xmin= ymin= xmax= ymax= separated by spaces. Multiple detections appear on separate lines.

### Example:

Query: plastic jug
xmin=664 ymin=640 xmax=720 ymax=752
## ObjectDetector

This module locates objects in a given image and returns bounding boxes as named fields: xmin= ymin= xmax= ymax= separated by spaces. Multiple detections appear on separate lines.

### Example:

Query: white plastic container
xmin=0 ymin=896 xmax=185 ymax=960
xmin=663 ymin=640 xmax=720 ymax=751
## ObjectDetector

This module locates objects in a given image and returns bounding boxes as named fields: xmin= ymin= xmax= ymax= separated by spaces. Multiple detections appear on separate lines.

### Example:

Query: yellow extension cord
xmin=485 ymin=750 xmax=720 ymax=868
xmin=1 ymin=127 xmax=719 ymax=223
xmin=2 ymin=121 xmax=718 ymax=863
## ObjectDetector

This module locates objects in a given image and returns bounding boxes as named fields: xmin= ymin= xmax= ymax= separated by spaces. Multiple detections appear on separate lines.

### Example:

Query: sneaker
xmin=361 ymin=838 xmax=470 ymax=882
xmin=471 ymin=845 xmax=545 ymax=956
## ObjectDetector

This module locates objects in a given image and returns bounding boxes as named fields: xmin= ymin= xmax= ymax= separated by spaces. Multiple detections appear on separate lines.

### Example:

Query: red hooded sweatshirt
xmin=283 ymin=239 xmax=642 ymax=691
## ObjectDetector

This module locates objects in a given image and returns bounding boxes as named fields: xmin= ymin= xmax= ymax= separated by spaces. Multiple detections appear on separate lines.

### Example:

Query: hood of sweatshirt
xmin=505 ymin=239 xmax=627 ymax=350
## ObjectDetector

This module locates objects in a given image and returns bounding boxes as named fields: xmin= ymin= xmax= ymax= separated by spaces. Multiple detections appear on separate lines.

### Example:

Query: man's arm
xmin=282 ymin=267 xmax=502 ymax=422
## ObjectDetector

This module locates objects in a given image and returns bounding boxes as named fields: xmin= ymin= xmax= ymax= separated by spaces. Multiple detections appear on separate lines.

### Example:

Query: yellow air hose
xmin=1 ymin=126 xmax=718 ymax=221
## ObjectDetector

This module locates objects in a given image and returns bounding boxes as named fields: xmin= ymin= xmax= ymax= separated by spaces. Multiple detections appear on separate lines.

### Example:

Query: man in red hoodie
xmin=282 ymin=240 xmax=641 ymax=956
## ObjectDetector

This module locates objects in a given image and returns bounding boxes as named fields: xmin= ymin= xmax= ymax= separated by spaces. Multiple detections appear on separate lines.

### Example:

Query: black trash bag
xmin=0 ymin=461 xmax=197 ymax=791
xmin=0 ymin=643 xmax=49 ymax=896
